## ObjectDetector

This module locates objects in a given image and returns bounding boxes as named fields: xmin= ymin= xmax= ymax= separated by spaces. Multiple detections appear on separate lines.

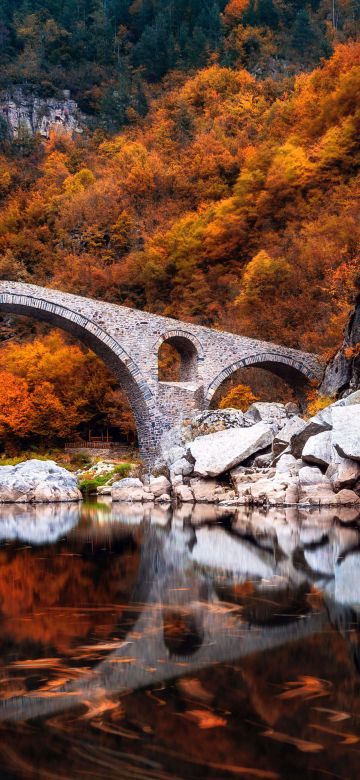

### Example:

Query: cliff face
xmin=0 ymin=88 xmax=85 ymax=140
xmin=321 ymin=294 xmax=360 ymax=396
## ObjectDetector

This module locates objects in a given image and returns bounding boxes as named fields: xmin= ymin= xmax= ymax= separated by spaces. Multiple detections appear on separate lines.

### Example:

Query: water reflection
xmin=0 ymin=501 xmax=360 ymax=778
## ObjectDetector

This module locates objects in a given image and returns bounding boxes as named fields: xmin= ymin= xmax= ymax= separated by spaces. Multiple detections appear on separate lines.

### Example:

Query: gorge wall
xmin=322 ymin=294 xmax=360 ymax=397
xmin=0 ymin=87 xmax=85 ymax=140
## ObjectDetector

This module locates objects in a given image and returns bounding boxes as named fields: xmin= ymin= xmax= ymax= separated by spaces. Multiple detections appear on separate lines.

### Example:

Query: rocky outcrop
xmin=0 ymin=87 xmax=85 ymax=140
xmin=189 ymin=422 xmax=273 ymax=478
xmin=321 ymin=293 xmax=360 ymax=396
xmin=148 ymin=394 xmax=360 ymax=508
xmin=0 ymin=460 xmax=82 ymax=503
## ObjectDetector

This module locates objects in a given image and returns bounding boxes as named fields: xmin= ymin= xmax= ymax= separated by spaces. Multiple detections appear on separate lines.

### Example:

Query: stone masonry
xmin=0 ymin=282 xmax=324 ymax=463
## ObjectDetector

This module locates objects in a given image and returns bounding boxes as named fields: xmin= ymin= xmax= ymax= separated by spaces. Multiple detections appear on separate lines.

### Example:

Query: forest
xmin=0 ymin=0 xmax=359 ymax=451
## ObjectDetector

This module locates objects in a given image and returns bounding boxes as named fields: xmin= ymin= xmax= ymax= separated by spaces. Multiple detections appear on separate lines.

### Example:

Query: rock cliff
xmin=321 ymin=293 xmax=360 ymax=396
xmin=0 ymin=87 xmax=85 ymax=140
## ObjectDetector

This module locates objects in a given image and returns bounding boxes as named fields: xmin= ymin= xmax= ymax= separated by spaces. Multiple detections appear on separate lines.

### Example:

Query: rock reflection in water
xmin=0 ymin=502 xmax=359 ymax=779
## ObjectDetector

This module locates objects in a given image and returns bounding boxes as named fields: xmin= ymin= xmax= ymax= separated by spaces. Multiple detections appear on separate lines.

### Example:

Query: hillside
xmin=0 ymin=0 xmax=358 ymax=450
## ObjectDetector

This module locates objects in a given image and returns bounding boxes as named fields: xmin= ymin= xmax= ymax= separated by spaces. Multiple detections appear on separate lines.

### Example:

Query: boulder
xmin=332 ymin=407 xmax=360 ymax=461
xmin=174 ymin=483 xmax=194 ymax=503
xmin=169 ymin=458 xmax=194 ymax=478
xmin=190 ymin=422 xmax=274 ymax=478
xmin=298 ymin=466 xmax=330 ymax=485
xmin=111 ymin=477 xmax=153 ymax=502
xmin=290 ymin=417 xmax=332 ymax=459
xmin=155 ymin=493 xmax=172 ymax=504
xmin=244 ymin=402 xmax=287 ymax=431
xmin=275 ymin=454 xmax=299 ymax=474
xmin=302 ymin=430 xmax=333 ymax=467
xmin=253 ymin=451 xmax=273 ymax=468
xmin=0 ymin=460 xmax=81 ymax=503
xmin=273 ymin=416 xmax=307 ymax=457
xmin=165 ymin=445 xmax=186 ymax=467
xmin=187 ymin=408 xmax=246 ymax=438
xmin=190 ymin=478 xmax=236 ymax=504
xmin=326 ymin=457 xmax=360 ymax=489
xmin=149 ymin=475 xmax=171 ymax=498
xmin=285 ymin=402 xmax=301 ymax=417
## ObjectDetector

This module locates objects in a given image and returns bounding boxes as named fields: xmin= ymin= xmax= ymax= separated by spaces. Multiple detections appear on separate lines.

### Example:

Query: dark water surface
xmin=0 ymin=501 xmax=360 ymax=779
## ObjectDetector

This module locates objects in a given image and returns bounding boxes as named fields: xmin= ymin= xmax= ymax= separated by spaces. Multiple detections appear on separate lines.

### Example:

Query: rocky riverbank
xmin=0 ymin=394 xmax=359 ymax=508
xmin=111 ymin=392 xmax=360 ymax=508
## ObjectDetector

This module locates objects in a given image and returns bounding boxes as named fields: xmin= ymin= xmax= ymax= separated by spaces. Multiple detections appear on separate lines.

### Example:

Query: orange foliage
xmin=219 ymin=383 xmax=258 ymax=411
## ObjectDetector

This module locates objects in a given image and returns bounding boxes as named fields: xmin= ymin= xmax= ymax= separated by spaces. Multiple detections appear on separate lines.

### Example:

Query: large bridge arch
xmin=0 ymin=291 xmax=159 ymax=461
xmin=205 ymin=351 xmax=319 ymax=406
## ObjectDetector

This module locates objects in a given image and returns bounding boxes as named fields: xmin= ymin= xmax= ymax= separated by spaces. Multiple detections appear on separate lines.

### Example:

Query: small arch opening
xmin=158 ymin=336 xmax=198 ymax=383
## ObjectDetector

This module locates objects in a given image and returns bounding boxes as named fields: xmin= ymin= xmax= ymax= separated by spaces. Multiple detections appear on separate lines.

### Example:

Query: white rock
xmin=332 ymin=407 xmax=360 ymax=461
xmin=275 ymin=454 xmax=298 ymax=474
xmin=244 ymin=402 xmax=287 ymax=431
xmin=298 ymin=466 xmax=330 ymax=485
xmin=112 ymin=477 xmax=143 ymax=489
xmin=165 ymin=445 xmax=186 ymax=466
xmin=273 ymin=416 xmax=307 ymax=457
xmin=326 ymin=458 xmax=360 ymax=489
xmin=302 ymin=431 xmax=333 ymax=467
xmin=174 ymin=484 xmax=194 ymax=503
xmin=111 ymin=477 xmax=153 ymax=502
xmin=188 ymin=408 xmax=246 ymax=437
xmin=190 ymin=422 xmax=274 ymax=478
xmin=170 ymin=458 xmax=194 ymax=477
xmin=0 ymin=460 xmax=81 ymax=503
xmin=149 ymin=475 xmax=171 ymax=498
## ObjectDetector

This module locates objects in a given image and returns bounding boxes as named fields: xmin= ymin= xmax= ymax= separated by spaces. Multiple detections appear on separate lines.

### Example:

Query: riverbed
xmin=0 ymin=500 xmax=359 ymax=779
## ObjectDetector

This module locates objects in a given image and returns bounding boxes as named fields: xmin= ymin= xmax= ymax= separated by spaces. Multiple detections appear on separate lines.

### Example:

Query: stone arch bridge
xmin=0 ymin=282 xmax=324 ymax=463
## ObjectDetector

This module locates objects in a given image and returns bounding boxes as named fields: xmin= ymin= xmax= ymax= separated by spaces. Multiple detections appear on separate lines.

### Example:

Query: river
xmin=0 ymin=500 xmax=359 ymax=779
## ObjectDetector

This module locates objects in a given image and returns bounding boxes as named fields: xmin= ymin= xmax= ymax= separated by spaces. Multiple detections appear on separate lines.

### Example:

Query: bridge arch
xmin=0 ymin=291 xmax=159 ymax=461
xmin=155 ymin=329 xmax=204 ymax=383
xmin=205 ymin=351 xmax=318 ymax=406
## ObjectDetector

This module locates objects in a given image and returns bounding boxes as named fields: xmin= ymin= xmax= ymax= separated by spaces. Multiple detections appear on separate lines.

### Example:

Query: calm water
xmin=0 ymin=501 xmax=360 ymax=779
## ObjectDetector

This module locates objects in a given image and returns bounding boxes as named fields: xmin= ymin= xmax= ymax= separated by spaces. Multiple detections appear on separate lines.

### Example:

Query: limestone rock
xmin=302 ymin=430 xmax=333 ymax=467
xmin=149 ymin=475 xmax=171 ymax=498
xmin=170 ymin=458 xmax=194 ymax=478
xmin=290 ymin=417 xmax=332 ymax=459
xmin=0 ymin=460 xmax=81 ymax=503
xmin=326 ymin=458 xmax=360 ymax=489
xmin=190 ymin=478 xmax=236 ymax=503
xmin=273 ymin=416 xmax=307 ymax=457
xmin=253 ymin=451 xmax=273 ymax=468
xmin=285 ymin=402 xmax=301 ymax=417
xmin=186 ymin=408 xmax=246 ymax=438
xmin=332 ymin=407 xmax=360 ymax=461
xmin=275 ymin=454 xmax=299 ymax=474
xmin=112 ymin=477 xmax=153 ymax=502
xmin=298 ymin=466 xmax=330 ymax=485
xmin=155 ymin=493 xmax=172 ymax=504
xmin=244 ymin=402 xmax=287 ymax=431
xmin=174 ymin=484 xmax=194 ymax=503
xmin=190 ymin=422 xmax=274 ymax=478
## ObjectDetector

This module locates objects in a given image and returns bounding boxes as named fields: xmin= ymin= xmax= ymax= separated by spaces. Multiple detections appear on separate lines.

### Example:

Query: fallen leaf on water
xmin=177 ymin=677 xmax=213 ymax=702
xmin=313 ymin=707 xmax=350 ymax=722
xmin=181 ymin=709 xmax=227 ymax=729
xmin=81 ymin=697 xmax=120 ymax=719
xmin=310 ymin=723 xmax=359 ymax=745
xmin=278 ymin=675 xmax=330 ymax=701
xmin=262 ymin=728 xmax=323 ymax=753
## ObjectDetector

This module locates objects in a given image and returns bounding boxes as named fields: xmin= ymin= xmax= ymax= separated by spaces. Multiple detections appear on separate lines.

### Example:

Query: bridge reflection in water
xmin=0 ymin=501 xmax=359 ymax=729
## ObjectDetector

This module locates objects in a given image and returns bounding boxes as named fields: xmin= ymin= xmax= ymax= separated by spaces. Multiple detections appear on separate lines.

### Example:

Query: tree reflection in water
xmin=0 ymin=501 xmax=359 ymax=779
